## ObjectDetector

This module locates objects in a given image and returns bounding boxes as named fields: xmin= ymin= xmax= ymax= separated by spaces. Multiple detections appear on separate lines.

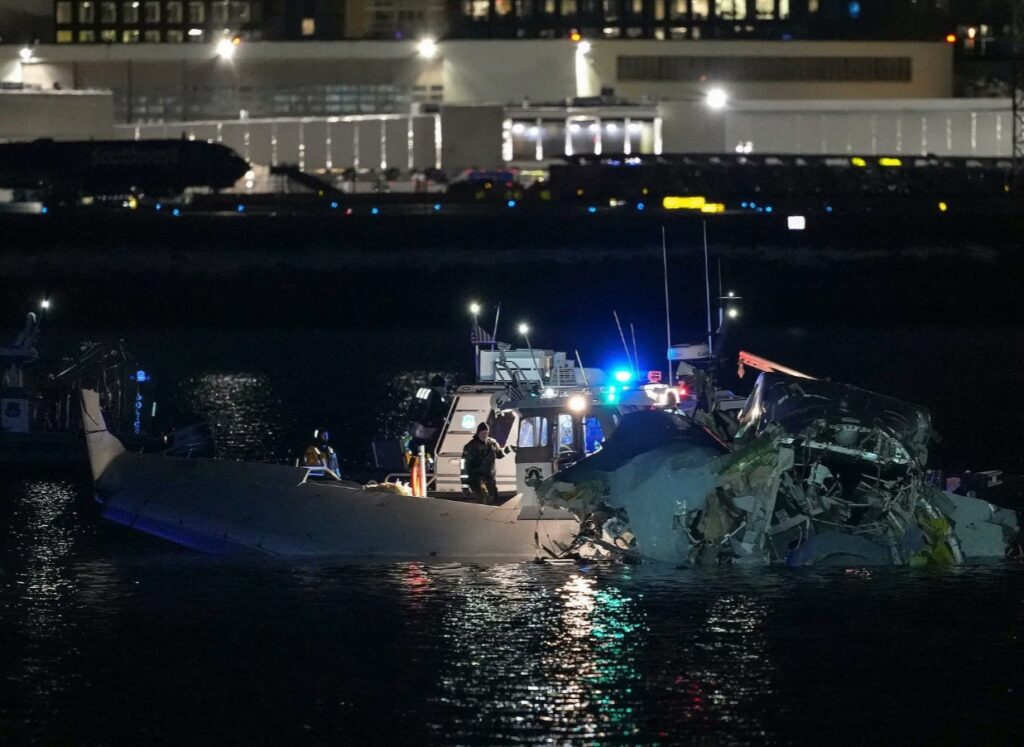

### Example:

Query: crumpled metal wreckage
xmin=538 ymin=363 xmax=1020 ymax=567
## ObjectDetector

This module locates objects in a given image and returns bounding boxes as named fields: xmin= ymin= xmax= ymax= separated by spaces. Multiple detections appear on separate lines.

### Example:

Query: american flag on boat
xmin=470 ymin=325 xmax=494 ymax=344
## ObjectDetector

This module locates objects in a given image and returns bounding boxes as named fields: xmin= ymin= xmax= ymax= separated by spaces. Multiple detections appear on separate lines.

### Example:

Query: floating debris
xmin=539 ymin=362 xmax=1020 ymax=567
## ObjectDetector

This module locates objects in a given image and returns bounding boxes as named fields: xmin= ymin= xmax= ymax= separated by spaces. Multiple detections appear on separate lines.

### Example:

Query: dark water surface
xmin=2 ymin=475 xmax=1023 ymax=745
xmin=3 ymin=216 xmax=1024 ymax=743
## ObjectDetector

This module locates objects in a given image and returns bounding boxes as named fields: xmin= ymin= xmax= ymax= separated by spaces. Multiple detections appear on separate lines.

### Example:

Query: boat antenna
xmin=661 ymin=226 xmax=673 ymax=385
xmin=491 ymin=302 xmax=501 ymax=350
xmin=612 ymin=310 xmax=633 ymax=371
xmin=630 ymin=322 xmax=640 ymax=376
xmin=574 ymin=349 xmax=589 ymax=387
xmin=703 ymin=220 xmax=713 ymax=357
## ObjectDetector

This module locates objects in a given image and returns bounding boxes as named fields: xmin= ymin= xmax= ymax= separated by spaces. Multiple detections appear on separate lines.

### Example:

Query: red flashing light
xmin=945 ymin=34 xmax=956 ymax=44
xmin=677 ymin=384 xmax=689 ymax=397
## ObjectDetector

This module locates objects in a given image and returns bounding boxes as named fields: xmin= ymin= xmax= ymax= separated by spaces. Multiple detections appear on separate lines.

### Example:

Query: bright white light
xmin=569 ymin=123 xmax=581 ymax=134
xmin=188 ymin=28 xmax=203 ymax=37
xmin=469 ymin=302 xmax=481 ymax=315
xmin=727 ymin=291 xmax=735 ymax=298
xmin=19 ymin=47 xmax=32 ymax=62
xmin=216 ymin=38 xmax=236 ymax=59
xmin=628 ymin=122 xmax=643 ymax=132
xmin=517 ymin=323 xmax=530 ymax=336
xmin=511 ymin=123 xmax=525 ymax=134
xmin=417 ymin=38 xmax=438 ymax=59
xmin=727 ymin=307 xmax=739 ymax=319
xmin=568 ymin=395 xmax=588 ymax=413
xmin=705 ymin=87 xmax=728 ymax=110
xmin=787 ymin=215 xmax=806 ymax=231
xmin=576 ymin=40 xmax=592 ymax=55
xmin=605 ymin=123 xmax=618 ymax=132
xmin=40 ymin=298 xmax=50 ymax=310
xmin=527 ymin=126 xmax=539 ymax=137
xmin=588 ymin=123 xmax=599 ymax=133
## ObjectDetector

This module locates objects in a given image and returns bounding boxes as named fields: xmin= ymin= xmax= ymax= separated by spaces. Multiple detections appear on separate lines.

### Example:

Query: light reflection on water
xmin=180 ymin=372 xmax=293 ymax=461
xmin=1 ymin=477 xmax=1023 ymax=744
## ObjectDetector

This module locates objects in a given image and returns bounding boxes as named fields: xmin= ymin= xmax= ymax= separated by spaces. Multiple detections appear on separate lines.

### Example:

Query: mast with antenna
xmin=661 ymin=226 xmax=673 ymax=384
xmin=702 ymin=221 xmax=713 ymax=357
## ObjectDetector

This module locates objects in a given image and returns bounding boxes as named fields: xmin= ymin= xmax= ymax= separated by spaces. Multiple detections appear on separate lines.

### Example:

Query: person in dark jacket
xmin=461 ymin=422 xmax=510 ymax=504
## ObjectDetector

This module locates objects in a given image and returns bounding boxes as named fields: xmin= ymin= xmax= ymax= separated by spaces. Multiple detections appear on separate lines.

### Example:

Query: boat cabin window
xmin=584 ymin=416 xmax=605 ymax=453
xmin=558 ymin=413 xmax=575 ymax=447
xmin=518 ymin=416 xmax=549 ymax=448
xmin=489 ymin=411 xmax=515 ymax=447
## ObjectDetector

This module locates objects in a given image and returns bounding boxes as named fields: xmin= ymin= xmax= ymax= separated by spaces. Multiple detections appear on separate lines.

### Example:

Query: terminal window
xmin=78 ymin=2 xmax=95 ymax=23
xmin=56 ymin=2 xmax=72 ymax=24
xmin=145 ymin=1 xmax=160 ymax=23
xmin=167 ymin=2 xmax=183 ymax=23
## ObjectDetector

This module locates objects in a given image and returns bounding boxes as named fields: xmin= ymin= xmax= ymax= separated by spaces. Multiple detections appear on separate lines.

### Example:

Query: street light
xmin=216 ymin=37 xmax=237 ymax=60
xmin=469 ymin=301 xmax=481 ymax=318
xmin=40 ymin=298 xmax=50 ymax=310
xmin=417 ymin=38 xmax=438 ymax=59
xmin=19 ymin=47 xmax=32 ymax=63
xmin=705 ymin=87 xmax=728 ymax=110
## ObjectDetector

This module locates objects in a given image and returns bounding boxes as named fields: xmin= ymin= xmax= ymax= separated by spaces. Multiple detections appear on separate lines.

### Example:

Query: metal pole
xmin=630 ymin=323 xmax=640 ymax=376
xmin=524 ymin=333 xmax=541 ymax=384
xmin=574 ymin=349 xmax=589 ymax=387
xmin=613 ymin=310 xmax=633 ymax=371
xmin=472 ymin=311 xmax=480 ymax=381
xmin=702 ymin=221 xmax=713 ymax=357
xmin=491 ymin=303 xmax=501 ymax=350
xmin=418 ymin=444 xmax=427 ymax=497
xmin=661 ymin=226 xmax=673 ymax=384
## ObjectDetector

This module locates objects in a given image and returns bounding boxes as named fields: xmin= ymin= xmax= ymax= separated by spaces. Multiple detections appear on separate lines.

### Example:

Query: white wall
xmin=0 ymin=89 xmax=113 ymax=140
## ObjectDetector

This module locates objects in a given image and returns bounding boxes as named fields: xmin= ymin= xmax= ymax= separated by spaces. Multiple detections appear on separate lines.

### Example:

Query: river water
xmin=1 ymin=474 xmax=1022 ymax=744
xmin=2 ymin=218 xmax=1024 ymax=743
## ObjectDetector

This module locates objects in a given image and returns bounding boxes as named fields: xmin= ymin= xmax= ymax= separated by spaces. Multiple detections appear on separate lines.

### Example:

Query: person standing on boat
xmin=462 ymin=422 xmax=510 ymax=505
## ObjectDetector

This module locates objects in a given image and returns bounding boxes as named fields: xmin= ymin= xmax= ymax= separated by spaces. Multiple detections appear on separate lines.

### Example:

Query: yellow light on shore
xmin=700 ymin=202 xmax=726 ymax=214
xmin=662 ymin=195 xmax=706 ymax=210
xmin=938 ymin=201 xmax=948 ymax=212
xmin=879 ymin=157 xmax=902 ymax=167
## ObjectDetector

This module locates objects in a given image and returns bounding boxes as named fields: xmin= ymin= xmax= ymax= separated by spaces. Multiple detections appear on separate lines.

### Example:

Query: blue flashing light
xmin=135 ymin=369 xmax=149 ymax=383
xmin=155 ymin=202 xmax=162 ymax=211
xmin=613 ymin=369 xmax=633 ymax=384
xmin=848 ymin=1 xmax=861 ymax=19
xmin=507 ymin=199 xmax=517 ymax=208
xmin=605 ymin=385 xmax=618 ymax=404
xmin=433 ymin=203 xmax=441 ymax=211
xmin=236 ymin=204 xmax=245 ymax=213
xmin=636 ymin=202 xmax=645 ymax=211
xmin=756 ymin=207 xmax=764 ymax=213
xmin=172 ymin=208 xmax=180 ymax=216
xmin=371 ymin=207 xmax=379 ymax=215
xmin=750 ymin=202 xmax=757 ymax=208
xmin=587 ymin=206 xmax=597 ymax=214
xmin=765 ymin=206 xmax=773 ymax=213
xmin=741 ymin=201 xmax=748 ymax=208
xmin=330 ymin=201 xmax=338 ymax=209
xmin=40 ymin=206 xmax=48 ymax=214
xmin=825 ymin=205 xmax=834 ymax=213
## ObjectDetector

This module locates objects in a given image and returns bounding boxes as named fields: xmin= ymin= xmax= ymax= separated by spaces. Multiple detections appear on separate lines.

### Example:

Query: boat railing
xmin=384 ymin=472 xmax=436 ymax=493
xmin=298 ymin=466 xmax=343 ymax=484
